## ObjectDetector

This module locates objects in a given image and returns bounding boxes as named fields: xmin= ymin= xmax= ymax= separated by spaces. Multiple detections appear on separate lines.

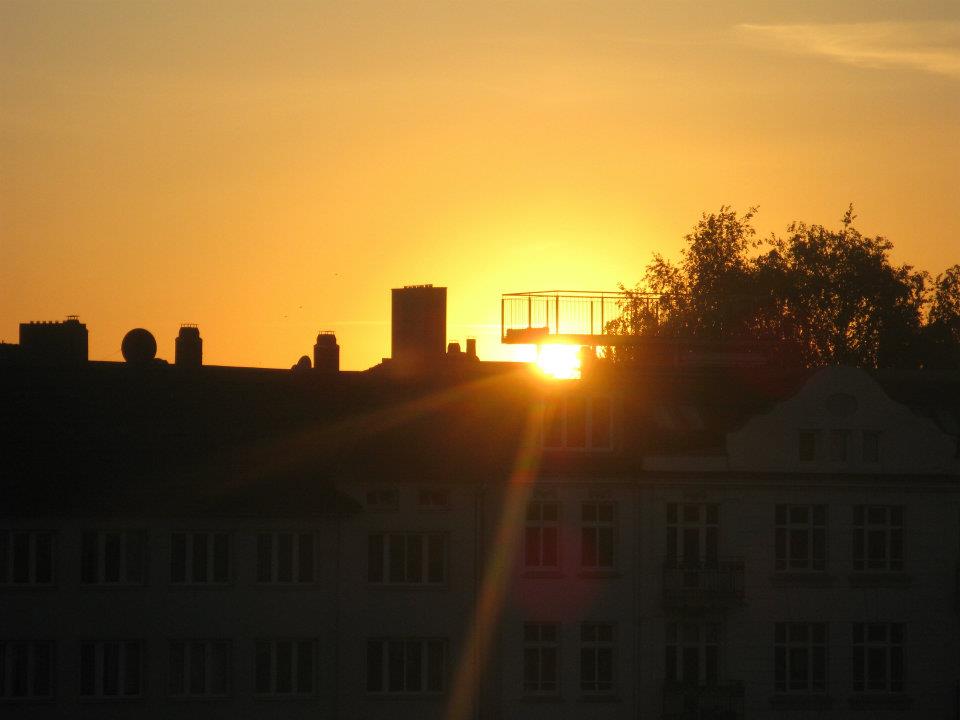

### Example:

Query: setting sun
xmin=535 ymin=344 xmax=582 ymax=380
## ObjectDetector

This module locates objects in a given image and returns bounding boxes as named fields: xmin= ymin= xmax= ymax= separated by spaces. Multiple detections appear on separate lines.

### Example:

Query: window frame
xmin=365 ymin=638 xmax=447 ymax=695
xmin=665 ymin=621 xmax=721 ymax=686
xmin=580 ymin=623 xmax=615 ymax=696
xmin=774 ymin=622 xmax=827 ymax=694
xmin=523 ymin=623 xmax=560 ymax=696
xmin=167 ymin=639 xmax=231 ymax=698
xmin=253 ymin=639 xmax=317 ymax=698
xmin=417 ymin=488 xmax=450 ymax=511
xmin=853 ymin=506 xmax=903 ymax=573
xmin=0 ymin=530 xmax=56 ymax=587
xmin=524 ymin=501 xmax=561 ymax=571
xmin=862 ymin=430 xmax=881 ymax=463
xmin=0 ymin=640 xmax=55 ymax=701
xmin=79 ymin=640 xmax=144 ymax=701
xmin=798 ymin=430 xmax=818 ymax=462
xmin=365 ymin=488 xmax=399 ymax=512
xmin=169 ymin=531 xmax=232 ymax=586
xmin=774 ymin=505 xmax=827 ymax=573
xmin=367 ymin=532 xmax=447 ymax=586
xmin=666 ymin=503 xmax=719 ymax=566
xmin=80 ymin=530 xmax=146 ymax=586
xmin=852 ymin=623 xmax=904 ymax=694
xmin=580 ymin=501 xmax=616 ymax=570
xmin=255 ymin=532 xmax=317 ymax=585
xmin=541 ymin=396 xmax=613 ymax=451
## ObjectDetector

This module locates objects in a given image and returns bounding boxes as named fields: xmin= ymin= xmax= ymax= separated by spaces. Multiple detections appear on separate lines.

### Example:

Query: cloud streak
xmin=738 ymin=21 xmax=960 ymax=80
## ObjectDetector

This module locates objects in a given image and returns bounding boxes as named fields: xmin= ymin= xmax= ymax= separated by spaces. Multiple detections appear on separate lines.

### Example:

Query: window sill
xmin=848 ymin=693 xmax=912 ymax=710
xmin=366 ymin=693 xmax=444 ymax=701
xmin=521 ymin=570 xmax=564 ymax=579
xmin=79 ymin=696 xmax=144 ymax=703
xmin=79 ymin=583 xmax=147 ymax=590
xmin=0 ymin=584 xmax=57 ymax=590
xmin=521 ymin=694 xmax=564 ymax=703
xmin=769 ymin=693 xmax=832 ymax=710
xmin=578 ymin=693 xmax=620 ymax=703
xmin=848 ymin=573 xmax=911 ymax=588
xmin=578 ymin=570 xmax=620 ymax=579
xmin=770 ymin=573 xmax=835 ymax=588
xmin=0 ymin=697 xmax=56 ymax=704
xmin=366 ymin=583 xmax=448 ymax=590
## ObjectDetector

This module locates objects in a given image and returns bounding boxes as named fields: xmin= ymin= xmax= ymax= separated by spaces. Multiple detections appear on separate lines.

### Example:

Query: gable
xmin=726 ymin=366 xmax=959 ymax=474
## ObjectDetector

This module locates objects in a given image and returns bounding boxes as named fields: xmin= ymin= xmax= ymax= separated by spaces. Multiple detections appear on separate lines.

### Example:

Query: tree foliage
xmin=610 ymin=206 xmax=959 ymax=369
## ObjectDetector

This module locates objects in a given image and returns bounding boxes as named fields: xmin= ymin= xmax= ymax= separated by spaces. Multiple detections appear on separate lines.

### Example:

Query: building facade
xmin=2 ymin=359 xmax=959 ymax=719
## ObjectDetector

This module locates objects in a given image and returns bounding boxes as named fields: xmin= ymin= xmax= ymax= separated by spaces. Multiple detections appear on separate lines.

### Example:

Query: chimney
xmin=175 ymin=325 xmax=202 ymax=367
xmin=314 ymin=331 xmax=340 ymax=374
xmin=391 ymin=285 xmax=446 ymax=374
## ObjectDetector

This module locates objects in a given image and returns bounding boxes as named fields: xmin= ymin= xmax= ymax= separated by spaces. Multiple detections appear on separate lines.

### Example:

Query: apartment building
xmin=2 ymin=353 xmax=958 ymax=719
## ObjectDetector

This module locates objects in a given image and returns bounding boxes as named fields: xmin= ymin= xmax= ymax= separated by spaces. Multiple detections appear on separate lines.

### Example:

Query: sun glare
xmin=535 ymin=344 xmax=581 ymax=380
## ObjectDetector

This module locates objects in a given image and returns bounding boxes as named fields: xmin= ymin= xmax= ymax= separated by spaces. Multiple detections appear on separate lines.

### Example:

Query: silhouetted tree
xmin=609 ymin=206 xmax=958 ymax=369
xmin=921 ymin=264 xmax=960 ymax=368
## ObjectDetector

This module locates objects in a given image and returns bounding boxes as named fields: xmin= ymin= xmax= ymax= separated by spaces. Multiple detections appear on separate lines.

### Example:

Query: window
xmin=256 ymin=533 xmax=315 ymax=584
xmin=523 ymin=623 xmax=559 ymax=695
xmin=417 ymin=488 xmax=449 ymax=510
xmin=853 ymin=623 xmax=903 ymax=693
xmin=170 ymin=532 xmax=230 ymax=584
xmin=862 ymin=431 xmax=881 ymax=463
xmin=542 ymin=396 xmax=612 ymax=450
xmin=79 ymin=641 xmax=142 ymax=699
xmin=169 ymin=641 xmax=229 ymax=697
xmin=798 ymin=430 xmax=818 ymax=462
xmin=366 ymin=488 xmax=398 ymax=511
xmin=368 ymin=533 xmax=446 ymax=585
xmin=254 ymin=640 xmax=315 ymax=696
xmin=581 ymin=502 xmax=615 ymax=569
xmin=828 ymin=429 xmax=849 ymax=462
xmin=580 ymin=623 xmax=614 ymax=695
xmin=775 ymin=505 xmax=826 ymax=572
xmin=0 ymin=531 xmax=54 ymax=586
xmin=853 ymin=506 xmax=903 ymax=572
xmin=665 ymin=622 xmax=719 ymax=686
xmin=525 ymin=501 xmax=560 ymax=570
xmin=0 ymin=641 xmax=54 ymax=700
xmin=81 ymin=531 xmax=145 ymax=585
xmin=774 ymin=623 xmax=827 ymax=693
xmin=366 ymin=639 xmax=445 ymax=694
xmin=666 ymin=504 xmax=718 ymax=567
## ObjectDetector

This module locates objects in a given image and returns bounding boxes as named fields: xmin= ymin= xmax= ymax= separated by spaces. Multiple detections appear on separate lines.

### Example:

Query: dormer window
xmin=828 ymin=430 xmax=849 ymax=462
xmin=862 ymin=431 xmax=881 ymax=463
xmin=798 ymin=431 xmax=818 ymax=462
xmin=542 ymin=396 xmax=612 ymax=451
xmin=366 ymin=488 xmax=398 ymax=511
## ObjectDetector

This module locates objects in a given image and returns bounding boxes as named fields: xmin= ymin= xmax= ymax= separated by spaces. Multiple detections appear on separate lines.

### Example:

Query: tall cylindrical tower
xmin=175 ymin=325 xmax=202 ymax=367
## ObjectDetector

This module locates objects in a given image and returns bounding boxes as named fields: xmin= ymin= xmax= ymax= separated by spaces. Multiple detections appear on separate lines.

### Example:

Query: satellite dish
xmin=122 ymin=328 xmax=157 ymax=364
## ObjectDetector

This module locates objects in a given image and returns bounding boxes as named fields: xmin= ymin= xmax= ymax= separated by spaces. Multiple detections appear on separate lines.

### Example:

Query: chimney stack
xmin=314 ymin=331 xmax=340 ymax=374
xmin=175 ymin=325 xmax=202 ymax=367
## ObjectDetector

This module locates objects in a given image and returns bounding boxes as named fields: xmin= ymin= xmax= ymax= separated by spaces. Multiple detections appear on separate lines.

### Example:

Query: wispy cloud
xmin=737 ymin=21 xmax=960 ymax=80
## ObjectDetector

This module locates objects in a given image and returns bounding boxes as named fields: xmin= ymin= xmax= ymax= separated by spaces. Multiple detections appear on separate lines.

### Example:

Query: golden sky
xmin=2 ymin=1 xmax=958 ymax=369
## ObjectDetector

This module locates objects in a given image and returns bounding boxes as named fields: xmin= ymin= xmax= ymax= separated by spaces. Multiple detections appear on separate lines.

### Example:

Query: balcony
xmin=662 ymin=681 xmax=744 ymax=720
xmin=662 ymin=560 xmax=745 ymax=609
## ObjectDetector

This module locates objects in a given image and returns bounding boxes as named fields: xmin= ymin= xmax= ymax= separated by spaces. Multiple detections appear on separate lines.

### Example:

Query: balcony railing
xmin=662 ymin=681 xmax=744 ymax=720
xmin=663 ymin=559 xmax=745 ymax=609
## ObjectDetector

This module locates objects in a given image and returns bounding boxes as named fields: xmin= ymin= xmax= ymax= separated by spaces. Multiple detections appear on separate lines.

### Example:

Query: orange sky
xmin=2 ymin=1 xmax=958 ymax=369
